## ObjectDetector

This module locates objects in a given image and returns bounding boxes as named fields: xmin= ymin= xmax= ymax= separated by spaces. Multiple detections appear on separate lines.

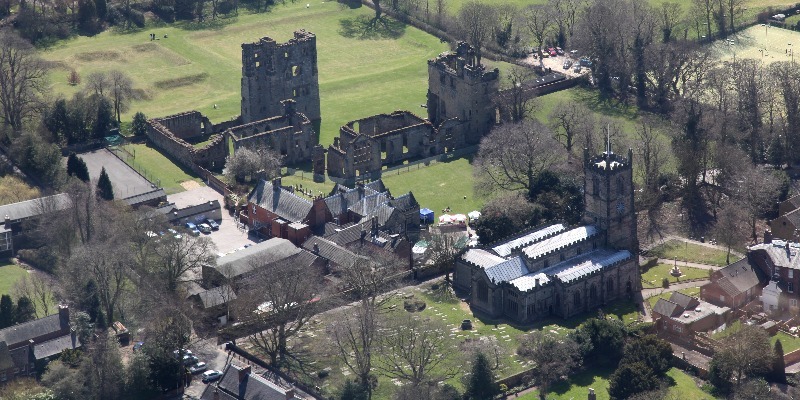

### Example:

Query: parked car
xmin=173 ymin=349 xmax=193 ymax=359
xmin=556 ymin=47 xmax=564 ymax=55
xmin=563 ymin=60 xmax=572 ymax=69
xmin=548 ymin=47 xmax=557 ymax=57
xmin=573 ymin=65 xmax=582 ymax=73
xmin=198 ymin=223 xmax=212 ymax=234
xmin=580 ymin=57 xmax=592 ymax=67
xmin=539 ymin=49 xmax=549 ymax=58
xmin=183 ymin=355 xmax=199 ymax=366
xmin=189 ymin=362 xmax=208 ymax=374
xmin=206 ymin=219 xmax=220 ymax=230
xmin=168 ymin=228 xmax=183 ymax=239
xmin=184 ymin=222 xmax=201 ymax=236
xmin=202 ymin=370 xmax=223 ymax=383
xmin=133 ymin=342 xmax=144 ymax=352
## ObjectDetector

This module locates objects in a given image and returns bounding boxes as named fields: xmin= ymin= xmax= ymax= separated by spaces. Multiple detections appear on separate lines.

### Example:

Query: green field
xmin=114 ymin=143 xmax=203 ymax=194
xmin=647 ymin=286 xmax=702 ymax=310
xmin=40 ymin=2 xmax=465 ymax=147
xmin=641 ymin=263 xmax=710 ymax=289
xmin=0 ymin=261 xmax=29 ymax=297
xmin=517 ymin=367 xmax=715 ymax=400
xmin=713 ymin=320 xmax=800 ymax=353
xmin=648 ymin=239 xmax=731 ymax=267
xmin=713 ymin=24 xmax=800 ymax=65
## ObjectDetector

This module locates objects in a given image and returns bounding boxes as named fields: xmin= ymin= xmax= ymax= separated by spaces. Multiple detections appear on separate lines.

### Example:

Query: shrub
xmin=661 ymin=278 xmax=670 ymax=289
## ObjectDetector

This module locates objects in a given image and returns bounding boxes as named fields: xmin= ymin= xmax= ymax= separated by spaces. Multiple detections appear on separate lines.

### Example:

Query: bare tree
xmin=377 ymin=313 xmax=457 ymax=387
xmin=151 ymin=234 xmax=217 ymax=292
xmin=549 ymin=101 xmax=594 ymax=154
xmin=658 ymin=2 xmax=682 ymax=43
xmin=633 ymin=118 xmax=665 ymax=203
xmin=244 ymin=260 xmax=323 ymax=370
xmin=475 ymin=119 xmax=566 ymax=195
xmin=224 ymin=146 xmax=282 ymax=184
xmin=456 ymin=1 xmax=497 ymax=66
xmin=83 ymin=332 xmax=125 ymax=400
xmin=84 ymin=71 xmax=109 ymax=98
xmin=693 ymin=0 xmax=714 ymax=41
xmin=714 ymin=201 xmax=746 ymax=264
xmin=330 ymin=303 xmax=379 ymax=399
xmin=64 ymin=242 xmax=130 ymax=323
xmin=108 ymin=70 xmax=133 ymax=123
xmin=524 ymin=4 xmax=552 ymax=59
xmin=731 ymin=165 xmax=781 ymax=242
xmin=0 ymin=30 xmax=48 ymax=134
xmin=518 ymin=331 xmax=582 ymax=400
xmin=13 ymin=272 xmax=52 ymax=318
xmin=495 ymin=66 xmax=537 ymax=122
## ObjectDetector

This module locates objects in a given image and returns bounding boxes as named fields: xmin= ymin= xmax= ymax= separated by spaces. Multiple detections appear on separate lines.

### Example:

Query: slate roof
xmin=200 ymin=364 xmax=297 ymax=400
xmin=712 ymin=258 xmax=763 ymax=297
xmin=161 ymin=200 xmax=221 ymax=222
xmin=388 ymin=192 xmax=418 ymax=212
xmin=324 ymin=184 xmax=381 ymax=218
xmin=0 ymin=194 xmax=71 ymax=222
xmin=782 ymin=194 xmax=800 ymax=213
xmin=349 ymin=193 xmax=392 ymax=218
xmin=0 ymin=341 xmax=14 ymax=370
xmin=461 ymin=249 xmax=506 ymax=269
xmin=750 ymin=240 xmax=800 ymax=270
xmin=32 ymin=333 xmax=81 ymax=360
xmin=249 ymin=180 xmax=313 ymax=222
xmin=302 ymin=236 xmax=365 ymax=268
xmin=484 ymin=256 xmax=529 ymax=284
xmin=669 ymin=292 xmax=697 ymax=309
xmin=542 ymin=250 xmax=632 ymax=284
xmin=492 ymin=224 xmax=567 ymax=257
xmin=325 ymin=223 xmax=366 ymax=246
xmin=197 ymin=285 xmax=237 ymax=309
xmin=212 ymin=238 xmax=301 ymax=279
xmin=123 ymin=188 xmax=167 ymax=207
xmin=0 ymin=311 xmax=69 ymax=349
xmin=521 ymin=226 xmax=599 ymax=260
xmin=509 ymin=272 xmax=550 ymax=291
xmin=652 ymin=299 xmax=680 ymax=317
xmin=783 ymin=208 xmax=800 ymax=226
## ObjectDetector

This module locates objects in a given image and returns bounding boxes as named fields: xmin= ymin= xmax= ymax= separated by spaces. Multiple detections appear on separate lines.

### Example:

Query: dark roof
xmin=325 ymin=223 xmax=367 ymax=246
xmin=9 ymin=346 xmax=29 ymax=370
xmin=668 ymin=292 xmax=698 ymax=309
xmin=652 ymin=299 xmax=680 ymax=318
xmin=212 ymin=238 xmax=301 ymax=279
xmin=782 ymin=195 xmax=800 ymax=212
xmin=388 ymin=192 xmax=418 ymax=212
xmin=349 ymin=193 xmax=392 ymax=218
xmin=162 ymin=200 xmax=221 ymax=222
xmin=784 ymin=208 xmax=800 ymax=226
xmin=249 ymin=180 xmax=313 ymax=222
xmin=0 ymin=341 xmax=14 ymax=370
xmin=32 ymin=333 xmax=81 ymax=360
xmin=200 ymin=364 xmax=296 ymax=400
xmin=484 ymin=256 xmax=529 ymax=283
xmin=0 ymin=309 xmax=69 ymax=348
xmin=365 ymin=180 xmax=386 ymax=193
xmin=302 ymin=236 xmax=365 ymax=268
xmin=712 ymin=258 xmax=763 ymax=297
xmin=124 ymin=188 xmax=167 ymax=207
xmin=197 ymin=285 xmax=237 ymax=309
xmin=0 ymin=194 xmax=71 ymax=223
xmin=323 ymin=222 xmax=355 ymax=236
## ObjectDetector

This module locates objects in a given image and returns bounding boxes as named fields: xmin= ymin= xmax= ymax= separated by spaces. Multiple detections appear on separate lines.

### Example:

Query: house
xmin=748 ymin=239 xmax=800 ymax=313
xmin=159 ymin=200 xmax=222 ymax=226
xmin=202 ymin=238 xmax=322 ymax=286
xmin=241 ymin=178 xmax=327 ymax=244
xmin=302 ymin=236 xmax=365 ymax=274
xmin=0 ymin=305 xmax=80 ymax=382
xmin=701 ymin=258 xmax=764 ymax=309
xmin=768 ymin=195 xmax=800 ymax=241
xmin=0 ymin=194 xmax=71 ymax=256
xmin=199 ymin=364 xmax=299 ymax=400
xmin=652 ymin=292 xmax=731 ymax=338
xmin=452 ymin=147 xmax=641 ymax=323
xmin=190 ymin=285 xmax=238 ymax=325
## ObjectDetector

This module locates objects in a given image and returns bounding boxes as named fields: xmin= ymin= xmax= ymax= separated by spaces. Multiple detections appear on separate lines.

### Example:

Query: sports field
xmin=713 ymin=24 xmax=800 ymax=65
xmin=40 ymin=2 xmax=458 ymax=147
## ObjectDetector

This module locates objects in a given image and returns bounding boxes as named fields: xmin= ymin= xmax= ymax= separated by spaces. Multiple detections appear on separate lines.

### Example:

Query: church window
xmin=505 ymin=298 xmax=518 ymax=313
xmin=592 ymin=177 xmax=600 ymax=195
xmin=617 ymin=177 xmax=624 ymax=195
xmin=792 ymin=299 xmax=798 ymax=307
xmin=607 ymin=278 xmax=614 ymax=292
xmin=573 ymin=290 xmax=581 ymax=307
xmin=590 ymin=284 xmax=597 ymax=302
xmin=477 ymin=280 xmax=488 ymax=302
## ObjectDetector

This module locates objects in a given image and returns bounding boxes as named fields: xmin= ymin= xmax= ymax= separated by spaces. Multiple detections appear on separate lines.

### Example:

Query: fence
xmin=108 ymin=145 xmax=163 ymax=188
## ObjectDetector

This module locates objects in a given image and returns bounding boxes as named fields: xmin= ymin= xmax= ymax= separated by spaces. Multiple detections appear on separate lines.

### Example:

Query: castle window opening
xmin=292 ymin=65 xmax=300 ymax=76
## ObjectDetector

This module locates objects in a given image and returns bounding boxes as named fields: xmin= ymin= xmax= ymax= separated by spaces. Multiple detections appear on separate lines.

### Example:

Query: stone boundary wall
xmin=146 ymin=112 xmax=228 ymax=170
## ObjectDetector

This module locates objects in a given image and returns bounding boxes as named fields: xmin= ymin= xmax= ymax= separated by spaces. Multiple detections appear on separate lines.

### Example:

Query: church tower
xmin=582 ymin=145 xmax=638 ymax=254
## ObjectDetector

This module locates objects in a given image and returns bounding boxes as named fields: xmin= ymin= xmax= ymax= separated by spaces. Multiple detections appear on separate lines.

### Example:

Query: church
xmin=453 ymin=147 xmax=641 ymax=323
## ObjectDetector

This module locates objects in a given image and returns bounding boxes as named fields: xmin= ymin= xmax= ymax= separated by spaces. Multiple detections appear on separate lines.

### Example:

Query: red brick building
xmin=701 ymin=258 xmax=764 ymax=309
xmin=652 ymin=292 xmax=731 ymax=339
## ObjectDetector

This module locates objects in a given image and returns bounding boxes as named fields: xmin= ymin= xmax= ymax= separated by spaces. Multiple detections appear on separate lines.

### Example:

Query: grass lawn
xmin=647 ymin=286 xmax=702 ymax=310
xmin=114 ymin=143 xmax=203 ymax=194
xmin=0 ymin=260 xmax=28 ymax=297
xmin=641 ymin=263 xmax=710 ymax=289
xmin=648 ymin=239 xmax=730 ymax=267
xmin=712 ymin=24 xmax=800 ymax=66
xmin=516 ymin=366 xmax=715 ymax=400
xmin=712 ymin=320 xmax=800 ymax=353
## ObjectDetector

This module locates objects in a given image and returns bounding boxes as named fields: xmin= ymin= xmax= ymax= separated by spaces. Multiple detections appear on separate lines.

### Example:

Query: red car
xmin=548 ymin=47 xmax=557 ymax=57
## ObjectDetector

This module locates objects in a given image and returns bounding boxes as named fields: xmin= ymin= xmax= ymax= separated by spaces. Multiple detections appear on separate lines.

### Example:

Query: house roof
xmin=249 ymin=180 xmax=313 ymax=223
xmin=197 ymin=285 xmax=237 ymax=309
xmin=324 ymin=184 xmax=382 ymax=218
xmin=32 ymin=333 xmax=81 ymax=360
xmin=521 ymin=226 xmax=599 ymax=260
xmin=213 ymin=238 xmax=301 ymax=279
xmin=750 ymin=240 xmax=800 ymax=270
xmin=0 ymin=193 xmax=71 ymax=223
xmin=492 ymin=223 xmax=567 ymax=257
xmin=162 ymin=200 xmax=221 ymax=222
xmin=302 ymin=236 xmax=365 ymax=268
xmin=783 ymin=208 xmax=800 ymax=226
xmin=782 ymin=194 xmax=800 ymax=213
xmin=0 ymin=341 xmax=14 ymax=370
xmin=200 ymin=364 xmax=297 ymax=400
xmin=652 ymin=299 xmax=680 ymax=318
xmin=712 ymin=258 xmax=763 ymax=297
xmin=123 ymin=188 xmax=167 ymax=207
xmin=669 ymin=292 xmax=698 ymax=309
xmin=0 ymin=310 xmax=69 ymax=349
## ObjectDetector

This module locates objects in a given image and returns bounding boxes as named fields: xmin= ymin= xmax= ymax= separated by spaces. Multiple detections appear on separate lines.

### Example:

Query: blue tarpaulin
xmin=420 ymin=208 xmax=434 ymax=224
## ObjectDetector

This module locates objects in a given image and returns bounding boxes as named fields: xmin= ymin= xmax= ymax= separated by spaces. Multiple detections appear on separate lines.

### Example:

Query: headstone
xmin=588 ymin=388 xmax=596 ymax=400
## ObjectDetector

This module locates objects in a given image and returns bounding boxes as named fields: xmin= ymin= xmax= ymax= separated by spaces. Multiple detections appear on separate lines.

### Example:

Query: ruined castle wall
xmin=228 ymin=111 xmax=314 ymax=165
xmin=146 ymin=112 xmax=227 ymax=170
xmin=241 ymin=30 xmax=321 ymax=124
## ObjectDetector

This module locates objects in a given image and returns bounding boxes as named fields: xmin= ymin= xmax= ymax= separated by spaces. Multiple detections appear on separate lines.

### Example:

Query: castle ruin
xmin=227 ymin=100 xmax=314 ymax=165
xmin=146 ymin=111 xmax=228 ymax=170
xmin=241 ymin=30 xmax=321 ymax=124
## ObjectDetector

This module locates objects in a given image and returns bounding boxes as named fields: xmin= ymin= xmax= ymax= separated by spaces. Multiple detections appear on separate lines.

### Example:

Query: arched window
xmin=592 ymin=176 xmax=600 ymax=195
xmin=573 ymin=290 xmax=581 ymax=307
xmin=477 ymin=280 xmax=488 ymax=302
xmin=590 ymin=284 xmax=597 ymax=302
xmin=617 ymin=177 xmax=624 ymax=196
xmin=607 ymin=278 xmax=614 ymax=293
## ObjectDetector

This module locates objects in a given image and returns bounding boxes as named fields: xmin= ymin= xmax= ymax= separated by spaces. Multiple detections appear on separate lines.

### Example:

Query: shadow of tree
xmin=176 ymin=16 xmax=238 ymax=31
xmin=338 ymin=15 xmax=406 ymax=40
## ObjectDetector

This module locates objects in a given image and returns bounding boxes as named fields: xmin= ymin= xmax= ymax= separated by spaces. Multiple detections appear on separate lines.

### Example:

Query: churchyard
xmin=647 ymin=239 xmax=732 ymax=267
xmin=640 ymin=263 xmax=710 ymax=289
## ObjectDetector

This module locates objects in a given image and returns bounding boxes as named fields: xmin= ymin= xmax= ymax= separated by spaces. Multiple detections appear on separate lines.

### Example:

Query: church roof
xmin=492 ymin=223 xmax=567 ymax=257
xmin=461 ymin=249 xmax=506 ymax=269
xmin=521 ymin=226 xmax=599 ymax=260
xmin=509 ymin=272 xmax=550 ymax=291
xmin=541 ymin=249 xmax=632 ymax=284
xmin=484 ymin=256 xmax=529 ymax=284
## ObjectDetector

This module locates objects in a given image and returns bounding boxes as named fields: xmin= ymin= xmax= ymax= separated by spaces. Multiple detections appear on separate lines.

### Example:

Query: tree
xmin=495 ymin=66 xmax=537 ymax=122
xmin=524 ymin=4 xmax=552 ymax=58
xmin=143 ymin=308 xmax=192 ymax=392
xmin=77 ymin=0 xmax=100 ymax=34
xmin=658 ymin=2 xmax=682 ymax=42
xmin=339 ymin=379 xmax=368 ymax=400
xmin=518 ymin=330 xmax=581 ymax=399
xmin=620 ymin=335 xmax=673 ymax=377
xmin=568 ymin=316 xmax=626 ymax=367
xmin=0 ymin=30 xmax=48 ymax=134
xmin=85 ymin=72 xmax=109 ymax=97
xmin=377 ymin=313 xmax=456 ymax=387
xmin=224 ymin=146 xmax=282 ymax=183
xmin=151 ymin=234 xmax=216 ymax=292
xmin=109 ymin=70 xmax=133 ymax=123
xmin=131 ymin=111 xmax=148 ymax=136
xmin=68 ymin=70 xmax=81 ymax=86
xmin=464 ymin=352 xmax=498 ymax=400
xmin=14 ymin=296 xmax=35 ymax=323
xmin=456 ymin=1 xmax=497 ymax=66
xmin=97 ymin=167 xmax=114 ymax=200
xmin=713 ymin=202 xmax=746 ymax=264
xmin=769 ymin=339 xmax=786 ymax=384
xmin=13 ymin=273 xmax=51 ymax=318
xmin=731 ymin=165 xmax=781 ymax=242
xmin=65 ymin=242 xmax=129 ymax=323
xmin=83 ymin=333 xmax=124 ymax=400
xmin=66 ymin=153 xmax=90 ymax=182
xmin=243 ymin=260 xmax=323 ymax=370
xmin=608 ymin=361 xmax=657 ymax=400
xmin=473 ymin=192 xmax=541 ymax=244
xmin=94 ymin=0 xmax=107 ymax=19
xmin=474 ymin=119 xmax=566 ymax=194
xmin=549 ymin=101 xmax=594 ymax=154
xmin=92 ymin=95 xmax=114 ymax=138
xmin=0 ymin=294 xmax=14 ymax=328
xmin=41 ymin=361 xmax=90 ymax=400
xmin=710 ymin=324 xmax=773 ymax=393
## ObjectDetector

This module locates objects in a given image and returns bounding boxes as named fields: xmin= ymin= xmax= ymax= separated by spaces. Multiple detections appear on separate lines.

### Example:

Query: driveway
xmin=167 ymin=186 xmax=257 ymax=254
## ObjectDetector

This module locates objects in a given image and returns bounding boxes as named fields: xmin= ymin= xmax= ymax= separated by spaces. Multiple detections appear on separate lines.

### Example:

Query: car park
xmin=548 ymin=47 xmax=557 ymax=57
xmin=185 ymin=223 xmax=201 ymax=236
xmin=198 ymin=223 xmax=212 ymax=234
xmin=183 ymin=355 xmax=199 ymax=366
xmin=556 ymin=47 xmax=564 ymax=55
xmin=173 ymin=349 xmax=193 ymax=358
xmin=202 ymin=370 xmax=223 ymax=383
xmin=563 ymin=60 xmax=572 ymax=69
xmin=189 ymin=362 xmax=208 ymax=374
xmin=573 ymin=65 xmax=582 ymax=73
xmin=206 ymin=219 xmax=220 ymax=230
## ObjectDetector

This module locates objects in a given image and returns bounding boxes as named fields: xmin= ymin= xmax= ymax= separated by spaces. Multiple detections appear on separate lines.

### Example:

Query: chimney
xmin=371 ymin=216 xmax=378 ymax=232
xmin=58 ymin=305 xmax=70 ymax=322
xmin=786 ymin=241 xmax=791 ymax=258
xmin=312 ymin=243 xmax=319 ymax=254
xmin=765 ymin=230 xmax=773 ymax=244
xmin=588 ymin=388 xmax=596 ymax=400
xmin=285 ymin=388 xmax=295 ymax=400
xmin=534 ymin=278 xmax=540 ymax=288
xmin=272 ymin=177 xmax=282 ymax=191
xmin=238 ymin=365 xmax=252 ymax=383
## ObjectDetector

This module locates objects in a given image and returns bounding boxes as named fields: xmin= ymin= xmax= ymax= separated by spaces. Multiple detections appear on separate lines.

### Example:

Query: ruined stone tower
xmin=241 ymin=30 xmax=321 ymax=124
xmin=426 ymin=42 xmax=499 ymax=146
xmin=583 ymin=145 xmax=638 ymax=254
